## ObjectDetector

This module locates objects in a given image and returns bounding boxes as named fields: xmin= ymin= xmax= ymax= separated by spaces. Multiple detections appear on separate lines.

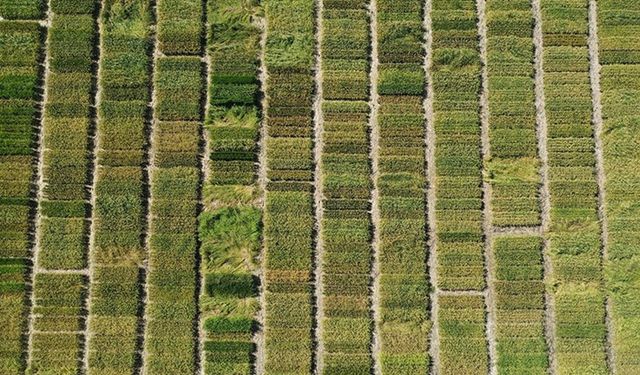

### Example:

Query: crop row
xmin=85 ymin=0 xmax=151 ymax=373
xmin=376 ymin=0 xmax=430 ymax=373
xmin=30 ymin=0 xmax=98 ymax=373
xmin=0 ymin=20 xmax=44 ymax=374
xmin=0 ymin=0 xmax=45 ymax=19
xmin=485 ymin=0 xmax=540 ymax=228
xmin=199 ymin=0 xmax=262 ymax=373
xmin=438 ymin=294 xmax=487 ymax=374
xmin=432 ymin=0 xmax=484 ymax=293
xmin=493 ymin=236 xmax=548 ymax=374
xmin=320 ymin=0 xmax=372 ymax=373
xmin=432 ymin=0 xmax=487 ymax=372
xmin=146 ymin=44 xmax=203 ymax=372
xmin=157 ymin=0 xmax=202 ymax=55
xmin=598 ymin=0 xmax=640 ymax=373
xmin=262 ymin=0 xmax=315 ymax=373
xmin=147 ymin=2 xmax=205 ymax=369
xmin=31 ymin=273 xmax=87 ymax=374
xmin=541 ymin=1 xmax=608 ymax=373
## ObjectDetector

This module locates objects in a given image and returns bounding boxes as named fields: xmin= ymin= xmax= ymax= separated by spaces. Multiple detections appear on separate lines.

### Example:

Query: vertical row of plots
xmin=485 ymin=2 xmax=548 ymax=373
xmin=540 ymin=1 xmax=608 ymax=373
xmin=375 ymin=0 xmax=429 ymax=372
xmin=598 ymin=0 xmax=640 ymax=373
xmin=431 ymin=0 xmax=487 ymax=373
xmin=262 ymin=0 xmax=315 ymax=372
xmin=199 ymin=0 xmax=262 ymax=373
xmin=319 ymin=0 xmax=372 ymax=373
xmin=29 ymin=0 xmax=98 ymax=372
xmin=485 ymin=0 xmax=540 ymax=228
xmin=431 ymin=0 xmax=484 ymax=292
xmin=87 ymin=0 xmax=151 ymax=373
xmin=146 ymin=0 xmax=203 ymax=372
xmin=0 ymin=0 xmax=45 ymax=371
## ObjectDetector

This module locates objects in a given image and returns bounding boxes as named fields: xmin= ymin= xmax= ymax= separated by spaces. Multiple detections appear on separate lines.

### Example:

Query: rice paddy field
xmin=1 ymin=0 xmax=639 ymax=374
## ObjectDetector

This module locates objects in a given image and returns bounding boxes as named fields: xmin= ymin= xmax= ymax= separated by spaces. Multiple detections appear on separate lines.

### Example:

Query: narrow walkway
xmin=587 ymin=0 xmax=615 ymax=371
xmin=368 ymin=0 xmax=382 ymax=372
xmin=423 ymin=0 xmax=440 ymax=373
xmin=475 ymin=0 xmax=498 ymax=373
xmin=311 ymin=0 xmax=325 ymax=371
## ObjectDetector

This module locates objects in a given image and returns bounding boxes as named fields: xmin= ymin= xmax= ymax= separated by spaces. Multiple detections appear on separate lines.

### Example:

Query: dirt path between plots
xmin=587 ymin=1 xmax=616 ymax=372
xmin=531 ymin=0 xmax=558 ymax=373
xmin=254 ymin=12 xmax=269 ymax=375
xmin=367 ymin=0 xmax=382 ymax=373
xmin=312 ymin=0 xmax=326 ymax=372
xmin=474 ymin=1 xmax=498 ymax=373
xmin=423 ymin=0 xmax=441 ymax=373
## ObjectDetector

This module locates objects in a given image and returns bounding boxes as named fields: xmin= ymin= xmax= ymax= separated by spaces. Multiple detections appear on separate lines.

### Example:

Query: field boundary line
xmin=135 ymin=0 xmax=157 ymax=373
xmin=83 ymin=0 xmax=107 ymax=370
xmin=532 ymin=0 xmax=557 ymax=373
xmin=140 ymin=2 xmax=161 ymax=372
xmin=423 ymin=0 xmax=439 ymax=373
xmin=475 ymin=0 xmax=498 ymax=373
xmin=196 ymin=0 xmax=212 ymax=372
xmin=368 ymin=0 xmax=382 ymax=373
xmin=312 ymin=0 xmax=325 ymax=372
xmin=587 ymin=1 xmax=615 ymax=372
xmin=254 ymin=8 xmax=269 ymax=375
xmin=193 ymin=0 xmax=209 ymax=371
xmin=26 ymin=0 xmax=52 ymax=370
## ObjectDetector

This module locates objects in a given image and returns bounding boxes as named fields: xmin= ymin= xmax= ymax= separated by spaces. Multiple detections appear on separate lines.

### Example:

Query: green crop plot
xmin=0 ymin=19 xmax=43 ymax=374
xmin=0 ymin=0 xmax=44 ymax=19
xmin=27 ymin=0 xmax=98 ymax=373
xmin=87 ymin=0 xmax=151 ymax=373
xmin=485 ymin=0 xmax=540 ymax=228
xmin=599 ymin=0 xmax=640 ymax=373
xmin=199 ymin=0 xmax=262 ymax=373
xmin=262 ymin=0 xmax=316 ymax=373
xmin=147 ymin=55 xmax=203 ymax=374
xmin=320 ymin=0 xmax=372 ymax=373
xmin=541 ymin=1 xmax=608 ymax=373
xmin=438 ymin=294 xmax=487 ymax=375
xmin=376 ymin=0 xmax=430 ymax=373
xmin=493 ymin=236 xmax=548 ymax=375
xmin=432 ymin=0 xmax=485 ymax=293
xmin=1 ymin=0 xmax=639 ymax=373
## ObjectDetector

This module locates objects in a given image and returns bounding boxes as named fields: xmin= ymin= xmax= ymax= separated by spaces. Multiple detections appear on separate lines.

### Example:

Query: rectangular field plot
xmin=0 ymin=20 xmax=44 ymax=374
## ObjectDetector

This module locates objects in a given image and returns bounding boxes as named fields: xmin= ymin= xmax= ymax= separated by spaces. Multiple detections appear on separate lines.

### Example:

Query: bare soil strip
xmin=312 ymin=0 xmax=326 ymax=372
xmin=196 ymin=3 xmax=212 ymax=374
xmin=254 ymin=12 xmax=269 ymax=375
xmin=140 ymin=6 xmax=161 ymax=374
xmin=368 ymin=0 xmax=382 ymax=373
xmin=587 ymin=1 xmax=616 ymax=372
xmin=26 ymin=1 xmax=50 ymax=358
xmin=84 ymin=0 xmax=106 ymax=371
xmin=25 ymin=5 xmax=53 ymax=366
xmin=423 ymin=0 xmax=440 ymax=373
xmin=532 ymin=0 xmax=557 ymax=373
xmin=475 ymin=1 xmax=498 ymax=374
